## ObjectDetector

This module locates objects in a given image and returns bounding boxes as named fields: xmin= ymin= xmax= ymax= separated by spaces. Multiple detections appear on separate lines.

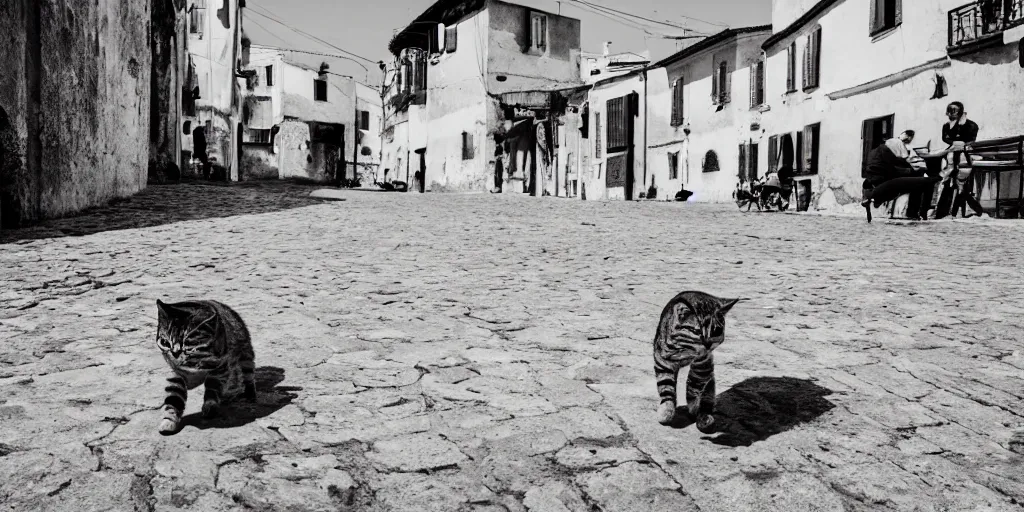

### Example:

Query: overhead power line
xmin=570 ymin=0 xmax=727 ymax=30
xmin=245 ymin=3 xmax=379 ymax=66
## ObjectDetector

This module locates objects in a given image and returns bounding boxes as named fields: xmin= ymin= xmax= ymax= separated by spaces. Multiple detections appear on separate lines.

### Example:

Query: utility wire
xmin=565 ymin=0 xmax=711 ymax=39
xmin=244 ymin=16 xmax=293 ymax=47
xmin=245 ymin=3 xmax=378 ymax=66
xmin=571 ymin=0 xmax=727 ymax=30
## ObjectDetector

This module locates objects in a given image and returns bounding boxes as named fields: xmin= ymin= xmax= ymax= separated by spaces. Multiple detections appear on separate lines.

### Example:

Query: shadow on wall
xmin=669 ymin=376 xmax=836 ymax=447
xmin=0 ymin=106 xmax=24 ymax=229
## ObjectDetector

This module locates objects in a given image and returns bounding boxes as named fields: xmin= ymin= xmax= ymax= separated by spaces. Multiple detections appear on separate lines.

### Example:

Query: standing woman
xmin=935 ymin=101 xmax=985 ymax=218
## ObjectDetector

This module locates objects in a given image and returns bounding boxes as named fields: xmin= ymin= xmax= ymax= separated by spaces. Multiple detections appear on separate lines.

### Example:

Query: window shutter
xmin=803 ymin=125 xmax=815 ymax=173
xmin=723 ymin=62 xmax=731 ymax=103
xmin=445 ymin=26 xmax=458 ymax=53
xmin=711 ymin=61 xmax=719 ymax=104
xmin=812 ymin=27 xmax=822 ymax=88
xmin=668 ymin=152 xmax=675 ymax=179
xmin=753 ymin=61 xmax=761 ymax=108
xmin=894 ymin=0 xmax=902 ymax=26
xmin=671 ymin=80 xmax=679 ymax=125
xmin=738 ymin=144 xmax=747 ymax=181
xmin=768 ymin=135 xmax=779 ymax=172
xmin=870 ymin=0 xmax=879 ymax=34
xmin=801 ymin=38 xmax=809 ymax=90
xmin=786 ymin=44 xmax=794 ymax=92
xmin=749 ymin=143 xmax=759 ymax=182
xmin=795 ymin=130 xmax=804 ymax=173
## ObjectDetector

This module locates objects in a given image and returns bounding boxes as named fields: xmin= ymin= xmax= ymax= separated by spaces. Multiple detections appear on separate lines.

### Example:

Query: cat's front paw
xmin=696 ymin=414 xmax=716 ymax=434
xmin=158 ymin=418 xmax=179 ymax=435
xmin=657 ymin=402 xmax=676 ymax=425
xmin=201 ymin=400 xmax=220 ymax=418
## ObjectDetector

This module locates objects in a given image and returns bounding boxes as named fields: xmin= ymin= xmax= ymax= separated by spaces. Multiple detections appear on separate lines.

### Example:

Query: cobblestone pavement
xmin=2 ymin=188 xmax=1024 ymax=511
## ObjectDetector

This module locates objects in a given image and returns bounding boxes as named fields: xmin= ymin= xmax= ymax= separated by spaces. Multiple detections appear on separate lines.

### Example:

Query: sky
xmin=242 ymin=0 xmax=772 ymax=87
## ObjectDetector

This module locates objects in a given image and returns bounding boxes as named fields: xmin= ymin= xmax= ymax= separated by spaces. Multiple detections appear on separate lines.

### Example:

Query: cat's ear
xmin=717 ymin=297 xmax=741 ymax=315
xmin=157 ymin=300 xmax=172 ymax=321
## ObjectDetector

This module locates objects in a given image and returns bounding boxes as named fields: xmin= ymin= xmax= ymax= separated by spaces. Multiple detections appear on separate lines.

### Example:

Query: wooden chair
xmin=958 ymin=136 xmax=1024 ymax=219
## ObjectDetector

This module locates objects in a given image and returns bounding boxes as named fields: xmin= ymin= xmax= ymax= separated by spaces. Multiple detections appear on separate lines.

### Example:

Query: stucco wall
xmin=424 ymin=8 xmax=491 ymax=192
xmin=1 ymin=0 xmax=153 ymax=226
xmin=762 ymin=0 xmax=1024 ymax=212
xmin=277 ymin=121 xmax=316 ymax=181
xmin=646 ymin=32 xmax=771 ymax=204
xmin=355 ymin=82 xmax=383 ymax=183
xmin=240 ymin=144 xmax=278 ymax=180
xmin=246 ymin=47 xmax=285 ymax=125
xmin=486 ymin=0 xmax=582 ymax=94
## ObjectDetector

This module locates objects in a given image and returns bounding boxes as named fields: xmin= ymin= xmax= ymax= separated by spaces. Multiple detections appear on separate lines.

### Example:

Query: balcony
xmin=948 ymin=0 xmax=1024 ymax=51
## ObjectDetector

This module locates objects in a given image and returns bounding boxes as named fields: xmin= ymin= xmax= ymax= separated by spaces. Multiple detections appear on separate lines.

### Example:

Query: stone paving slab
xmin=1 ymin=188 xmax=1024 ymax=511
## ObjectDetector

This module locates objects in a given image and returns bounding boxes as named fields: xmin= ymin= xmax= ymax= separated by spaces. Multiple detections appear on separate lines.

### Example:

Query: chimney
xmin=603 ymin=41 xmax=612 ymax=57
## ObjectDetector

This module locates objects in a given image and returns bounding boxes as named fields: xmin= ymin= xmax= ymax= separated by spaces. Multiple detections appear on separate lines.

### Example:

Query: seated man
xmin=861 ymin=130 xmax=940 ymax=222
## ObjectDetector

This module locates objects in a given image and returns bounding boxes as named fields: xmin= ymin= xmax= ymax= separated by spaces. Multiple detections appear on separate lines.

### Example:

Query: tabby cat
xmin=155 ymin=300 xmax=256 ymax=434
xmin=653 ymin=291 xmax=740 ymax=432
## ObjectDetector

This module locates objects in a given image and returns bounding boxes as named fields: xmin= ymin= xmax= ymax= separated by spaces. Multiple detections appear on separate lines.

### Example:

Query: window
xmin=861 ymin=114 xmax=894 ymax=175
xmin=786 ymin=42 xmax=797 ymax=93
xmin=870 ymin=0 xmax=902 ymax=36
xmin=189 ymin=0 xmax=206 ymax=37
xmin=595 ymin=112 xmax=602 ymax=158
xmin=670 ymin=78 xmax=684 ymax=126
xmin=580 ymin=104 xmax=590 ymax=139
xmin=462 ymin=131 xmax=474 ymax=160
xmin=445 ymin=25 xmax=458 ymax=53
xmin=530 ymin=12 xmax=548 ymax=51
xmin=703 ymin=150 xmax=720 ymax=173
xmin=606 ymin=96 xmax=629 ymax=152
xmin=265 ymin=65 xmax=274 ymax=87
xmin=245 ymin=128 xmax=271 ymax=144
xmin=668 ymin=151 xmax=680 ymax=179
xmin=750 ymin=60 xmax=765 ymax=108
xmin=314 ymin=79 xmax=327 ymax=101
xmin=802 ymin=123 xmax=821 ymax=175
xmin=712 ymin=60 xmax=730 ymax=105
xmin=802 ymin=26 xmax=822 ymax=91
xmin=359 ymin=110 xmax=370 ymax=131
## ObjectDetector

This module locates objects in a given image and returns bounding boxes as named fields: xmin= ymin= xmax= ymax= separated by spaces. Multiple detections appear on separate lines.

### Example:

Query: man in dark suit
xmin=861 ymin=130 xmax=941 ymax=222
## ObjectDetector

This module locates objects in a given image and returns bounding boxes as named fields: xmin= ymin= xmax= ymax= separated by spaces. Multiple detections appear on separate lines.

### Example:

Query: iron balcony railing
xmin=949 ymin=0 xmax=1024 ymax=47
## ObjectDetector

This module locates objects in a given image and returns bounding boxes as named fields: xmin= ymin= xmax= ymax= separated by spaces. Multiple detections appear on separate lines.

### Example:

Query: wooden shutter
xmin=795 ymin=130 xmax=804 ymax=173
xmin=803 ymin=124 xmax=818 ymax=174
xmin=668 ymin=152 xmax=675 ymax=179
xmin=786 ymin=44 xmax=795 ymax=92
xmin=870 ymin=0 xmax=880 ymax=34
xmin=802 ymin=37 xmax=809 ymax=90
xmin=749 ymin=143 xmax=759 ymax=182
xmin=753 ymin=62 xmax=761 ymax=109
xmin=738 ymin=144 xmax=747 ymax=181
xmin=723 ymin=62 xmax=731 ymax=104
xmin=445 ymin=26 xmax=458 ymax=53
xmin=812 ymin=27 xmax=822 ymax=88
xmin=580 ymin=104 xmax=589 ymax=138
xmin=861 ymin=119 xmax=872 ymax=177
xmin=711 ymin=61 xmax=720 ymax=104
xmin=894 ymin=0 xmax=902 ymax=26
xmin=768 ymin=135 xmax=779 ymax=173
xmin=757 ymin=61 xmax=765 ymax=105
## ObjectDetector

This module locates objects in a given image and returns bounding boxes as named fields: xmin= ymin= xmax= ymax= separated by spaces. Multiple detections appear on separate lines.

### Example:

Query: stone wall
xmin=0 ymin=0 xmax=154 ymax=227
xmin=240 ymin=144 xmax=279 ymax=180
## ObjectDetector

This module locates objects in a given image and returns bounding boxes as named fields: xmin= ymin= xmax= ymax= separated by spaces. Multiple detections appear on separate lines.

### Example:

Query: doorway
xmin=415 ymin=148 xmax=426 ymax=193
xmin=862 ymin=114 xmax=894 ymax=177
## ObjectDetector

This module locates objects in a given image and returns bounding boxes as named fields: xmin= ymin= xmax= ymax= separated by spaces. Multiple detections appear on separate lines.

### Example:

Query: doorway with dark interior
xmin=605 ymin=92 xmax=638 ymax=199
xmin=415 ymin=148 xmax=426 ymax=193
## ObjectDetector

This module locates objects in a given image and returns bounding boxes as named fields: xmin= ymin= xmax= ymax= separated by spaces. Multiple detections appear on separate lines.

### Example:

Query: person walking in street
xmin=861 ymin=130 xmax=940 ymax=222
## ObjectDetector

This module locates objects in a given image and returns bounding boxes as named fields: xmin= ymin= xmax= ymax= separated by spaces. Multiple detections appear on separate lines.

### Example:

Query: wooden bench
xmin=956 ymin=135 xmax=1024 ymax=219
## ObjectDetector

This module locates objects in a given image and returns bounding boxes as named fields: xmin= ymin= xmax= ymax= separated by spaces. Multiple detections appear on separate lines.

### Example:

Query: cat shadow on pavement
xmin=183 ymin=366 xmax=301 ymax=430
xmin=669 ymin=376 xmax=835 ymax=447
